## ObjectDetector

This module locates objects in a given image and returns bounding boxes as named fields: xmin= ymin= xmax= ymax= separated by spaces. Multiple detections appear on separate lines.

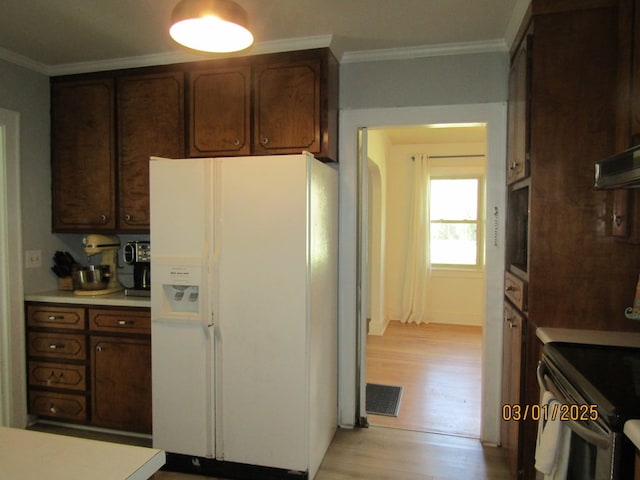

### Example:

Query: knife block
xmin=57 ymin=276 xmax=74 ymax=291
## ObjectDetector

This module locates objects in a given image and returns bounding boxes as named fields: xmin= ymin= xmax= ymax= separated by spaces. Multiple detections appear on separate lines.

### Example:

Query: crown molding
xmin=46 ymin=35 xmax=334 ymax=76
xmin=340 ymin=39 xmax=508 ymax=64
xmin=0 ymin=46 xmax=49 ymax=75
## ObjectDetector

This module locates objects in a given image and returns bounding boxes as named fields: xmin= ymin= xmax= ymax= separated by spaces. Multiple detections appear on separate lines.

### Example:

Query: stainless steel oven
xmin=538 ymin=343 xmax=638 ymax=480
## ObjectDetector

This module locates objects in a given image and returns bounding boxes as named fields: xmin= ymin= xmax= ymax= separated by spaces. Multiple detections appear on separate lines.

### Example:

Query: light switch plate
xmin=25 ymin=249 xmax=42 ymax=268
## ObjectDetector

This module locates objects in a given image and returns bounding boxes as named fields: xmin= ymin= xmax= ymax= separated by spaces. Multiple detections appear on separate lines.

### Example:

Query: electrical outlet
xmin=25 ymin=249 xmax=42 ymax=269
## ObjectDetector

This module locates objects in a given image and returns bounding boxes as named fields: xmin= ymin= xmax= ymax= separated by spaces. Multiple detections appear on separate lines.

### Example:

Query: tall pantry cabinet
xmin=504 ymin=1 xmax=640 ymax=479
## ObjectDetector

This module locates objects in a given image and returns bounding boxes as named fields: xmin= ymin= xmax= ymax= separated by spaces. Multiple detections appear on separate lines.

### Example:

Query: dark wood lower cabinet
xmin=26 ymin=302 xmax=151 ymax=434
xmin=91 ymin=336 xmax=152 ymax=434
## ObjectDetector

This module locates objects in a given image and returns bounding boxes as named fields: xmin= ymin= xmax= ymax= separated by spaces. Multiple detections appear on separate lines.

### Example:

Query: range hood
xmin=595 ymin=144 xmax=640 ymax=189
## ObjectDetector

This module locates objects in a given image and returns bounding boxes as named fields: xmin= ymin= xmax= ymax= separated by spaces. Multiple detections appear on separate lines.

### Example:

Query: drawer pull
xmin=47 ymin=315 xmax=63 ymax=321
xmin=506 ymin=285 xmax=518 ymax=292
xmin=117 ymin=320 xmax=133 ymax=326
xmin=48 ymin=343 xmax=64 ymax=350
xmin=47 ymin=371 xmax=65 ymax=385
xmin=96 ymin=346 xmax=102 ymax=353
xmin=49 ymin=403 xmax=57 ymax=414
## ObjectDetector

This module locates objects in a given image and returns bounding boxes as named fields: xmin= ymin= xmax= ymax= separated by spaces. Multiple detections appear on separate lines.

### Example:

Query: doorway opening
xmin=337 ymin=102 xmax=507 ymax=446
xmin=362 ymin=124 xmax=486 ymax=438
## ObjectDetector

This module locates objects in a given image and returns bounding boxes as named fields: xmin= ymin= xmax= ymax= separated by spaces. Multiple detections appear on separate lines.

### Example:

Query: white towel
xmin=535 ymin=391 xmax=571 ymax=480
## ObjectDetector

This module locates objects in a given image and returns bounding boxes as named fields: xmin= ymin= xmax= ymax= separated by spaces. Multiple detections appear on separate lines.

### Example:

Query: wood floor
xmin=153 ymin=321 xmax=511 ymax=479
xmin=152 ymin=427 xmax=511 ymax=480
xmin=366 ymin=321 xmax=482 ymax=438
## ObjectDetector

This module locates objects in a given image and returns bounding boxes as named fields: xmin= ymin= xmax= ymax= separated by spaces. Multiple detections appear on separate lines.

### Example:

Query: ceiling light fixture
xmin=169 ymin=0 xmax=254 ymax=53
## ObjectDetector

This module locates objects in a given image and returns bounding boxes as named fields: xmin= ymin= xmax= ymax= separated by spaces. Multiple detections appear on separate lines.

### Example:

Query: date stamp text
xmin=502 ymin=403 xmax=598 ymax=422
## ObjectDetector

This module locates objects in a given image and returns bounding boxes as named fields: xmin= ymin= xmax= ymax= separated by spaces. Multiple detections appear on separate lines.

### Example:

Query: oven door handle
xmin=536 ymin=362 xmax=612 ymax=450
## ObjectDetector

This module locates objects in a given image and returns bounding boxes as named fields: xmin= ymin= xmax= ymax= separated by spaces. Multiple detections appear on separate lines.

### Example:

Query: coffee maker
xmin=123 ymin=241 xmax=151 ymax=297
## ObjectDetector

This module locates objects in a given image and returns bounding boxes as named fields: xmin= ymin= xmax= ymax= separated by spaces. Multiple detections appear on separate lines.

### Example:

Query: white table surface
xmin=0 ymin=427 xmax=165 ymax=479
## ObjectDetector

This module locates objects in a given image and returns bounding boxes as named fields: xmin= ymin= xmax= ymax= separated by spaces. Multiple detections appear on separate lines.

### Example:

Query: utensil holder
xmin=57 ymin=276 xmax=74 ymax=291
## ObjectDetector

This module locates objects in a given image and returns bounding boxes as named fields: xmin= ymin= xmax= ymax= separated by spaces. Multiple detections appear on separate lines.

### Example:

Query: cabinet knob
xmin=48 ymin=343 xmax=64 ymax=350
xmin=261 ymin=137 xmax=269 ymax=145
xmin=49 ymin=403 xmax=57 ymax=414
xmin=100 ymin=214 xmax=107 ymax=222
xmin=124 ymin=214 xmax=131 ymax=221
xmin=233 ymin=139 xmax=241 ymax=146
xmin=509 ymin=162 xmax=520 ymax=170
xmin=506 ymin=285 xmax=517 ymax=293
xmin=47 ymin=315 xmax=63 ymax=321
xmin=117 ymin=320 xmax=132 ymax=326
xmin=96 ymin=346 xmax=102 ymax=352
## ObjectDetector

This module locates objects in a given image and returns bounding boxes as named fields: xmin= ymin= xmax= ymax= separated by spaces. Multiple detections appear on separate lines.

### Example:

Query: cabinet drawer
xmin=29 ymin=390 xmax=87 ymax=422
xmin=27 ymin=305 xmax=85 ymax=330
xmin=28 ymin=361 xmax=86 ymax=391
xmin=89 ymin=308 xmax=150 ymax=335
xmin=505 ymin=271 xmax=527 ymax=312
xmin=28 ymin=332 xmax=87 ymax=360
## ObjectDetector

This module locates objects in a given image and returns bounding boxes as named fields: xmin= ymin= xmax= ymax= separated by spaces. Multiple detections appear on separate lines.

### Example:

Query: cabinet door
xmin=52 ymin=78 xmax=116 ymax=231
xmin=91 ymin=336 xmax=151 ymax=433
xmin=118 ymin=72 xmax=185 ymax=231
xmin=253 ymin=58 xmax=321 ymax=155
xmin=501 ymin=301 xmax=524 ymax=477
xmin=189 ymin=65 xmax=251 ymax=157
xmin=507 ymin=37 xmax=530 ymax=184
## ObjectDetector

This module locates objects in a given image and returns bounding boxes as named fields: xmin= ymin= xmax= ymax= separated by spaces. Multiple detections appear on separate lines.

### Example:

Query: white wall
xmin=385 ymin=143 xmax=486 ymax=326
xmin=365 ymin=131 xmax=389 ymax=335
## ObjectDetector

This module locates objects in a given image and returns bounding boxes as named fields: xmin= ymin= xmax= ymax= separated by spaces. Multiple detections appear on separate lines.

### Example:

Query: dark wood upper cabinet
xmin=51 ymin=49 xmax=338 ymax=233
xmin=252 ymin=49 xmax=338 ymax=161
xmin=253 ymin=57 xmax=321 ymax=156
xmin=117 ymin=71 xmax=185 ymax=231
xmin=189 ymin=65 xmax=251 ymax=157
xmin=506 ymin=36 xmax=530 ymax=185
xmin=52 ymin=79 xmax=116 ymax=232
xmin=188 ymin=48 xmax=338 ymax=161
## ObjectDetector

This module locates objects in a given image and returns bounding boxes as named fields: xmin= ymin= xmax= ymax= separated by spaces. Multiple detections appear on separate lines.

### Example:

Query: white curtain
xmin=400 ymin=154 xmax=431 ymax=324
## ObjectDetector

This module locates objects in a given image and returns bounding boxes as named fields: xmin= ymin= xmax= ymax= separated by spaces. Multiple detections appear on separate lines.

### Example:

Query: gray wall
xmin=0 ymin=58 xmax=83 ymax=294
xmin=339 ymin=51 xmax=509 ymax=109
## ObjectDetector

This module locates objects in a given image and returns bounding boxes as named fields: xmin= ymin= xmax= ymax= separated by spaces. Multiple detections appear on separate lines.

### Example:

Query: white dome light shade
xmin=170 ymin=0 xmax=254 ymax=53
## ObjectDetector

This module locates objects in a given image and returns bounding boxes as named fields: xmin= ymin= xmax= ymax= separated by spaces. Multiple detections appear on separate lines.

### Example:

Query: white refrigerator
xmin=149 ymin=153 xmax=338 ymax=478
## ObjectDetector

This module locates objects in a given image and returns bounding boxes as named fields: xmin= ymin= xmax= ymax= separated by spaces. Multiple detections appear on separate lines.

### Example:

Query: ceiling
xmin=0 ymin=0 xmax=527 ymax=76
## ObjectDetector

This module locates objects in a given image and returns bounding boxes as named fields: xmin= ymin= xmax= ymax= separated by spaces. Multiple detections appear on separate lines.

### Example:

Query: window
xmin=429 ymin=177 xmax=482 ymax=267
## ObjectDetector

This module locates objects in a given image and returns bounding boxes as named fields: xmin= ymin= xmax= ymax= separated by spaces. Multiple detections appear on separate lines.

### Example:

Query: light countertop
xmin=25 ymin=289 xmax=150 ymax=308
xmin=0 ymin=426 xmax=164 ymax=480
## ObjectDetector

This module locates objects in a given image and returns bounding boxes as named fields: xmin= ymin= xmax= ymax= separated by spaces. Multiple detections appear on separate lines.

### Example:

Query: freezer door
xmin=149 ymin=157 xmax=216 ymax=458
